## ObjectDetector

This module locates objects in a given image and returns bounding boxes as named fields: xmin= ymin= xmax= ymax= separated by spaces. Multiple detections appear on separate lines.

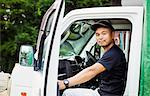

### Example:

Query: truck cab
xmin=10 ymin=0 xmax=144 ymax=96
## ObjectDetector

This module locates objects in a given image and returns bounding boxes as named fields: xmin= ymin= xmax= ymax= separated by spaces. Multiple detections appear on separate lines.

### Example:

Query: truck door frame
xmin=44 ymin=5 xmax=143 ymax=96
xmin=38 ymin=0 xmax=65 ymax=96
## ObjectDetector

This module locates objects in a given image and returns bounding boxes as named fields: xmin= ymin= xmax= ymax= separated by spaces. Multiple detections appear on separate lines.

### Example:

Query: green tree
xmin=0 ymin=0 xmax=54 ymax=73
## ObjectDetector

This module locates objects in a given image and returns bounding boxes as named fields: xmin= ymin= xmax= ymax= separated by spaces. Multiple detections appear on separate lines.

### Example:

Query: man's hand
xmin=57 ymin=80 xmax=66 ymax=90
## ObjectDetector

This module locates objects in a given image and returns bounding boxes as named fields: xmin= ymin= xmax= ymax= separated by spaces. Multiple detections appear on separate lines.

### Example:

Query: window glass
xmin=60 ymin=20 xmax=95 ymax=57
xmin=40 ymin=12 xmax=55 ymax=71
xmin=45 ymin=13 xmax=54 ymax=36
xmin=59 ymin=19 xmax=132 ymax=61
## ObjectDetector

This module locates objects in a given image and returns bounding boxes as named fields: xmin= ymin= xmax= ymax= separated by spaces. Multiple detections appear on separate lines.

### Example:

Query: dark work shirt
xmin=97 ymin=44 xmax=127 ymax=96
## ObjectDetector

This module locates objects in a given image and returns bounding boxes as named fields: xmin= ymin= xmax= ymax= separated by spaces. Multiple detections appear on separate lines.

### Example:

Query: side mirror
xmin=19 ymin=45 xmax=34 ymax=67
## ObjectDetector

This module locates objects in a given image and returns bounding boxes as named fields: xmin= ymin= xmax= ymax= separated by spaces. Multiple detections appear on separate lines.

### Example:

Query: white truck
xmin=9 ymin=0 xmax=146 ymax=96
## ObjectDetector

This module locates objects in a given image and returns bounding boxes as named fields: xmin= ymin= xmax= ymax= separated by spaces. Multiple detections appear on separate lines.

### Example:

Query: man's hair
xmin=91 ymin=21 xmax=115 ymax=32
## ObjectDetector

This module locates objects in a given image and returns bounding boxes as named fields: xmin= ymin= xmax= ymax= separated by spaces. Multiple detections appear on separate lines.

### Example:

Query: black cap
xmin=91 ymin=21 xmax=115 ymax=31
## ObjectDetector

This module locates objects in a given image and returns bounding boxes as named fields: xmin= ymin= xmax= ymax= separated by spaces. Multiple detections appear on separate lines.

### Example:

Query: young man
xmin=58 ymin=21 xmax=127 ymax=96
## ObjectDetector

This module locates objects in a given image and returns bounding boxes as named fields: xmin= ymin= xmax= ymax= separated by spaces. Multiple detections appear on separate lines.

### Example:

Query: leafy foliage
xmin=0 ymin=0 xmax=110 ymax=73
xmin=65 ymin=0 xmax=110 ymax=13
xmin=0 ymin=0 xmax=54 ymax=72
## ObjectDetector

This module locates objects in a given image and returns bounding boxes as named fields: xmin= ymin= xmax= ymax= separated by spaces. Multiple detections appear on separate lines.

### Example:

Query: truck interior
xmin=58 ymin=18 xmax=132 ymax=95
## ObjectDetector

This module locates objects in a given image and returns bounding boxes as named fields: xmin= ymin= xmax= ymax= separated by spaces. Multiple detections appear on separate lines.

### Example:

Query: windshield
xmin=60 ymin=20 xmax=95 ymax=57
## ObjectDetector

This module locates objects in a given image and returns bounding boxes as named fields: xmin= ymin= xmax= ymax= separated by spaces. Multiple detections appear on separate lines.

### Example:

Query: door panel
xmin=37 ymin=0 xmax=65 ymax=96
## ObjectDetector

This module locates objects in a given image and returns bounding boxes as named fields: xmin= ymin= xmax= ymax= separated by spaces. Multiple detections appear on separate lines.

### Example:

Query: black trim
xmin=34 ymin=9 xmax=55 ymax=71
xmin=34 ymin=30 xmax=46 ymax=71
xmin=44 ymin=0 xmax=63 ymax=96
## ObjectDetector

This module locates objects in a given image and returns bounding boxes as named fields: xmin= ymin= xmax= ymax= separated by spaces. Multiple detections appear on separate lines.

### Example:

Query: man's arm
xmin=58 ymin=63 xmax=106 ymax=90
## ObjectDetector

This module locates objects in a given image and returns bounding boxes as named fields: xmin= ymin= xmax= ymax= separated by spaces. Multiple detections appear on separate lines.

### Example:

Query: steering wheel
xmin=85 ymin=51 xmax=97 ymax=67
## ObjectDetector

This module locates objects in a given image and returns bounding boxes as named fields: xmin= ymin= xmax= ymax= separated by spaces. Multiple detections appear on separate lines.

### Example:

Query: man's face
xmin=95 ymin=27 xmax=114 ymax=47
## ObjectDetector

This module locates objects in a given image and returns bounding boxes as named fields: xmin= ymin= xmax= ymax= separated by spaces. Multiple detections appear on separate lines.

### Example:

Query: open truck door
xmin=46 ymin=6 xmax=143 ymax=96
xmin=10 ymin=0 xmax=64 ymax=96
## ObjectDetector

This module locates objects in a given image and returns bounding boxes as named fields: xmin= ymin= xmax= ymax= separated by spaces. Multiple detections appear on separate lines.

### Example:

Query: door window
xmin=40 ymin=12 xmax=55 ymax=71
xmin=34 ymin=4 xmax=55 ymax=71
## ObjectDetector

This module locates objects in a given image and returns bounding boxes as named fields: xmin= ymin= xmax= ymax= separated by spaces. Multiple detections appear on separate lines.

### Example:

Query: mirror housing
xmin=19 ymin=45 xmax=34 ymax=67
